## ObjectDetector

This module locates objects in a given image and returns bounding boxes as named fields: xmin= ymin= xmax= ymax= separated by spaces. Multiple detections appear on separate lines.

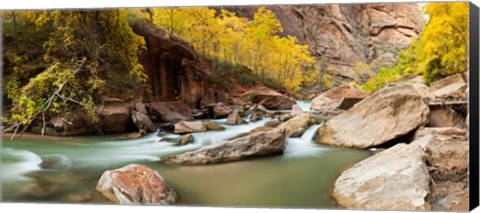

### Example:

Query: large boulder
xmin=96 ymin=164 xmax=177 ymax=205
xmin=333 ymin=143 xmax=431 ymax=210
xmin=316 ymin=84 xmax=430 ymax=148
xmin=148 ymin=101 xmax=193 ymax=122
xmin=48 ymin=109 xmax=97 ymax=136
xmin=131 ymin=111 xmax=157 ymax=132
xmin=311 ymin=85 xmax=370 ymax=113
xmin=248 ymin=86 xmax=295 ymax=110
xmin=162 ymin=129 xmax=287 ymax=165
xmin=277 ymin=113 xmax=318 ymax=137
xmin=174 ymin=121 xmax=207 ymax=134
xmin=213 ymin=103 xmax=234 ymax=118
xmin=99 ymin=105 xmax=132 ymax=133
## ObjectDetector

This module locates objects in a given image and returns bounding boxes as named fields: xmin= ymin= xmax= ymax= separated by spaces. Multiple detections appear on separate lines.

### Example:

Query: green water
xmin=1 ymin=119 xmax=370 ymax=208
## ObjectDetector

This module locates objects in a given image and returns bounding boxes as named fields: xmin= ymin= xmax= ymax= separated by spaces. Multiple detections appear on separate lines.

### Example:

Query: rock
xmin=204 ymin=121 xmax=225 ymax=131
xmin=250 ymin=126 xmax=273 ymax=134
xmin=428 ymin=106 xmax=466 ymax=128
xmin=316 ymin=84 xmax=430 ymax=148
xmin=310 ymin=85 xmax=370 ymax=113
xmin=277 ymin=113 xmax=318 ymax=137
xmin=162 ymin=129 xmax=288 ymax=165
xmin=229 ymin=4 xmax=424 ymax=83
xmin=49 ymin=109 xmax=97 ymax=136
xmin=248 ymin=86 xmax=295 ymax=110
xmin=264 ymin=120 xmax=281 ymax=128
xmin=174 ymin=121 xmax=207 ymax=134
xmin=333 ymin=143 xmax=431 ymax=210
xmin=100 ymin=105 xmax=132 ymax=133
xmin=414 ymin=127 xmax=467 ymax=140
xmin=213 ymin=103 xmax=234 ymax=118
xmin=277 ymin=113 xmax=293 ymax=122
xmin=135 ymin=102 xmax=148 ymax=114
xmin=291 ymin=104 xmax=304 ymax=116
xmin=96 ymin=164 xmax=177 ymax=205
xmin=226 ymin=111 xmax=246 ymax=125
xmin=249 ymin=111 xmax=264 ymax=122
xmin=148 ymin=101 xmax=193 ymax=122
xmin=179 ymin=134 xmax=194 ymax=145
xmin=430 ymin=74 xmax=466 ymax=91
xmin=131 ymin=111 xmax=157 ymax=132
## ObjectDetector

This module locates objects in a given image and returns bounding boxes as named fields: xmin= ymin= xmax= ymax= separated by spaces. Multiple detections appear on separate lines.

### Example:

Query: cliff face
xmin=226 ymin=3 xmax=425 ymax=83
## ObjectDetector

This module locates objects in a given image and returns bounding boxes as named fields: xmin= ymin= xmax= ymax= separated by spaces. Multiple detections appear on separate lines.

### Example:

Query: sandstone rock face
xmin=248 ymin=86 xmax=296 ymax=110
xmin=174 ymin=121 xmax=207 ymax=134
xmin=133 ymin=23 xmax=215 ymax=107
xmin=96 ymin=164 xmax=177 ymax=205
xmin=131 ymin=111 xmax=157 ymax=132
xmin=148 ymin=101 xmax=193 ymax=122
xmin=229 ymin=3 xmax=424 ymax=83
xmin=162 ymin=129 xmax=287 ymax=165
xmin=316 ymin=84 xmax=430 ymax=148
xmin=277 ymin=113 xmax=318 ymax=137
xmin=333 ymin=143 xmax=431 ymax=210
xmin=99 ymin=105 xmax=132 ymax=133
xmin=226 ymin=111 xmax=246 ymax=125
xmin=310 ymin=85 xmax=370 ymax=113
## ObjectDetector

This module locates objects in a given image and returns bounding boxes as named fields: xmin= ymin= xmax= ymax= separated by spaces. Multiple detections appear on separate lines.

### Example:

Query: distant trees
xmin=147 ymin=6 xmax=315 ymax=91
xmin=362 ymin=2 xmax=468 ymax=92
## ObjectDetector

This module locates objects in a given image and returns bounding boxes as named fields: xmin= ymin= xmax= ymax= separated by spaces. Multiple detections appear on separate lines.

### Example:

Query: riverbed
xmin=1 ymin=101 xmax=370 ymax=208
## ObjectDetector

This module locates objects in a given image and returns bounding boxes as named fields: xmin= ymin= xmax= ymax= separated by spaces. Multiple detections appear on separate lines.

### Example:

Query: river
xmin=1 ymin=101 xmax=370 ymax=208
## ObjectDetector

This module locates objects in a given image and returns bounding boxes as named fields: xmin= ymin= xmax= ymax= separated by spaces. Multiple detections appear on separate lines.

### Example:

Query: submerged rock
xmin=162 ymin=129 xmax=287 ymax=165
xmin=96 ymin=164 xmax=177 ymax=205
xmin=174 ymin=121 xmax=207 ymax=134
xmin=179 ymin=134 xmax=194 ymax=145
xmin=333 ymin=143 xmax=431 ymax=211
xmin=277 ymin=113 xmax=318 ymax=137
xmin=316 ymin=83 xmax=430 ymax=148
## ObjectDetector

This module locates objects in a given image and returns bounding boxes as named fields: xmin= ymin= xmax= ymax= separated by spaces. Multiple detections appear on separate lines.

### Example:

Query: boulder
xmin=249 ymin=111 xmax=264 ymax=122
xmin=131 ymin=111 xmax=157 ymax=132
xmin=213 ymin=103 xmax=234 ymax=118
xmin=96 ymin=164 xmax=177 ymax=205
xmin=430 ymin=74 xmax=466 ymax=91
xmin=134 ymin=102 xmax=148 ymax=115
xmin=99 ymin=105 xmax=132 ymax=133
xmin=277 ymin=113 xmax=318 ymax=137
xmin=148 ymin=101 xmax=193 ymax=122
xmin=204 ymin=121 xmax=225 ymax=131
xmin=174 ymin=121 xmax=207 ymax=134
xmin=226 ymin=111 xmax=246 ymax=125
xmin=414 ymin=127 xmax=467 ymax=140
xmin=49 ymin=109 xmax=97 ymax=136
xmin=248 ymin=86 xmax=295 ymax=110
xmin=250 ymin=126 xmax=273 ymax=134
xmin=333 ymin=143 xmax=431 ymax=210
xmin=179 ymin=134 xmax=194 ymax=145
xmin=311 ymin=85 xmax=370 ymax=113
xmin=316 ymin=84 xmax=430 ymax=148
xmin=291 ymin=104 xmax=304 ymax=116
xmin=162 ymin=129 xmax=287 ymax=165
xmin=428 ymin=106 xmax=466 ymax=128
xmin=264 ymin=120 xmax=281 ymax=128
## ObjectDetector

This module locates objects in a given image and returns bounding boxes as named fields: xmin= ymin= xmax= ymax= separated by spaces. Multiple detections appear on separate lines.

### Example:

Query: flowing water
xmin=1 ymin=105 xmax=370 ymax=208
